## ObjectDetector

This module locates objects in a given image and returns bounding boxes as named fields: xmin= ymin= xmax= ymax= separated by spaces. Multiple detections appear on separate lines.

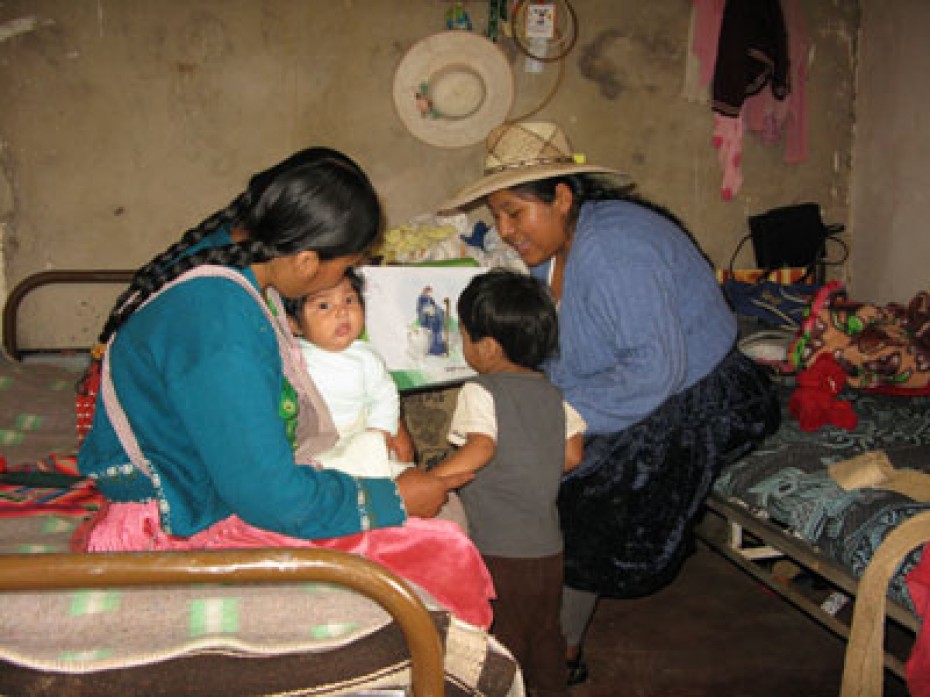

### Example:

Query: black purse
xmin=739 ymin=202 xmax=848 ymax=282
xmin=723 ymin=203 xmax=848 ymax=330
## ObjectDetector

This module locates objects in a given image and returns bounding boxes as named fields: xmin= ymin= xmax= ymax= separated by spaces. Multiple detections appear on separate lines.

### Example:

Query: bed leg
xmin=727 ymin=520 xmax=785 ymax=561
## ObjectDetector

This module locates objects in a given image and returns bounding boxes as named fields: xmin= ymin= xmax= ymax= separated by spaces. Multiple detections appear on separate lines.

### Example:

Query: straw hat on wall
xmin=393 ymin=31 xmax=515 ymax=149
xmin=439 ymin=120 xmax=633 ymax=211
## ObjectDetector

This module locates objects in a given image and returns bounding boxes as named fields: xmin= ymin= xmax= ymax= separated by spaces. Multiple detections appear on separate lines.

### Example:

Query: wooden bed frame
xmin=698 ymin=494 xmax=919 ymax=680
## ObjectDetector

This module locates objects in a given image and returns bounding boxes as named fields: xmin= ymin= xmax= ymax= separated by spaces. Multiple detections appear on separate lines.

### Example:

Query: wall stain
xmin=166 ymin=11 xmax=233 ymax=175
xmin=0 ymin=16 xmax=43 ymax=44
xmin=578 ymin=24 xmax=683 ymax=100
xmin=578 ymin=29 xmax=626 ymax=100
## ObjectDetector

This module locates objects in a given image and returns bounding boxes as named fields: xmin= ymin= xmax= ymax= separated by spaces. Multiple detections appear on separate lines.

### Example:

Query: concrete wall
xmin=848 ymin=0 xmax=930 ymax=303
xmin=0 ymin=0 xmax=859 ymax=349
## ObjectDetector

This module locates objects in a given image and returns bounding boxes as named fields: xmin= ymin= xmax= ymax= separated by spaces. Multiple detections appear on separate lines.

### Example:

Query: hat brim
xmin=438 ymin=162 xmax=634 ymax=212
xmin=393 ymin=32 xmax=515 ymax=149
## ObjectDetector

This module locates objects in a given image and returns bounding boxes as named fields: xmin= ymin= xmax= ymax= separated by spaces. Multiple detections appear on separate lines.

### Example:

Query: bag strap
xmin=822 ymin=225 xmax=850 ymax=267
xmin=727 ymin=232 xmax=754 ymax=278
xmin=728 ymin=221 xmax=849 ymax=285
xmin=727 ymin=233 xmax=823 ymax=284
xmin=840 ymin=510 xmax=930 ymax=697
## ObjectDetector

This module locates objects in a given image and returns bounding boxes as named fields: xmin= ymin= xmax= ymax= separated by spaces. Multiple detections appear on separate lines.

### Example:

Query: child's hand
xmin=394 ymin=468 xmax=473 ymax=518
xmin=436 ymin=470 xmax=474 ymax=491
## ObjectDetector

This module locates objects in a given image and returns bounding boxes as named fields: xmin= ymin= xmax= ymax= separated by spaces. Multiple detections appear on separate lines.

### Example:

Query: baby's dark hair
xmin=97 ymin=147 xmax=381 ymax=345
xmin=457 ymin=268 xmax=558 ymax=370
xmin=282 ymin=266 xmax=365 ymax=319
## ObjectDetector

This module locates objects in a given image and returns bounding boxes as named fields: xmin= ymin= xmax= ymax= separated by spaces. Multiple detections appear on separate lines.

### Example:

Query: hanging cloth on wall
xmin=711 ymin=0 xmax=790 ymax=118
xmin=688 ymin=0 xmax=811 ymax=200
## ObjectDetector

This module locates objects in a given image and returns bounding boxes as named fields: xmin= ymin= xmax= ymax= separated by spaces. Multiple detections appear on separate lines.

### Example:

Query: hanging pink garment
xmin=742 ymin=0 xmax=809 ymax=164
xmin=691 ymin=0 xmax=810 ymax=198
xmin=712 ymin=113 xmax=743 ymax=201
xmin=691 ymin=0 xmax=727 ymax=88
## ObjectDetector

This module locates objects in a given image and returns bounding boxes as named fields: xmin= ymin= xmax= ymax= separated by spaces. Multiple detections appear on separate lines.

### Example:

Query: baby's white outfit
xmin=298 ymin=338 xmax=410 ymax=479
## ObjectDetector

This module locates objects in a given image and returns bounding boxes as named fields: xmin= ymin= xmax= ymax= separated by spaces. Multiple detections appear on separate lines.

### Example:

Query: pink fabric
xmin=691 ymin=0 xmax=810 ymax=197
xmin=73 ymin=501 xmax=495 ymax=630
xmin=712 ymin=113 xmax=744 ymax=201
xmin=743 ymin=0 xmax=809 ymax=164
xmin=691 ymin=0 xmax=726 ymax=87
xmin=906 ymin=546 xmax=930 ymax=696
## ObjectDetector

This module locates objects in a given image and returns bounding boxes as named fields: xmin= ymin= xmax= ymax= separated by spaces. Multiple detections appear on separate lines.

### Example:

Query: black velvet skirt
xmin=558 ymin=348 xmax=781 ymax=597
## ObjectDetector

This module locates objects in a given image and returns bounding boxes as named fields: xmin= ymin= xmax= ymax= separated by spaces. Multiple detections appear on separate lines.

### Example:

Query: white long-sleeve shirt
xmin=297 ymin=339 xmax=400 ymax=437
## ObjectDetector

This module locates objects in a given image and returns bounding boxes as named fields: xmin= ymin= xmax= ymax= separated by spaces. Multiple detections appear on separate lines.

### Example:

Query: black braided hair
xmin=97 ymin=195 xmax=247 ymax=345
xmin=96 ymin=147 xmax=381 ymax=346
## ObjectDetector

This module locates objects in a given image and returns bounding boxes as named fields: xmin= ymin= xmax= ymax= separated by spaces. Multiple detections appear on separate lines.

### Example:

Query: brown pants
xmin=483 ymin=553 xmax=567 ymax=697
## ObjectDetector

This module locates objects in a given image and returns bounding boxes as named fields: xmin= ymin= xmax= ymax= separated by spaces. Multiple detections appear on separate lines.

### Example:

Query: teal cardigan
xmin=78 ymin=230 xmax=405 ymax=538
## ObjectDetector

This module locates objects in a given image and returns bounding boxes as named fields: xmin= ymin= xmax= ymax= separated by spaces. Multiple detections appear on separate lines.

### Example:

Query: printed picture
xmin=359 ymin=265 xmax=484 ymax=390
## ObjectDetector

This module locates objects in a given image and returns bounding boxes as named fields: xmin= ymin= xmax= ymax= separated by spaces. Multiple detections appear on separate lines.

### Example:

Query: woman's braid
xmin=97 ymin=195 xmax=247 ymax=345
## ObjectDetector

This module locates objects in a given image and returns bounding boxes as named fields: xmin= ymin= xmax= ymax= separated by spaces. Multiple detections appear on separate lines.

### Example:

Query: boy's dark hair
xmin=457 ymin=268 xmax=558 ymax=370
xmin=282 ymin=266 xmax=365 ymax=319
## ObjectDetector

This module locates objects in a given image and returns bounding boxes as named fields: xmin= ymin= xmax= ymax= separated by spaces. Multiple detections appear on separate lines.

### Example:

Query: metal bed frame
xmin=1 ymin=269 xmax=452 ymax=696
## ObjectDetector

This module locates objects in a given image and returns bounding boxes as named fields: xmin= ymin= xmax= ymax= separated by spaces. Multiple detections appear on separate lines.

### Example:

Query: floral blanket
xmin=790 ymin=283 xmax=930 ymax=391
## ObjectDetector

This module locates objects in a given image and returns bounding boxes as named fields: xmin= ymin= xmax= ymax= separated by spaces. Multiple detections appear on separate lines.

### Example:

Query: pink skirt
xmin=73 ymin=501 xmax=494 ymax=629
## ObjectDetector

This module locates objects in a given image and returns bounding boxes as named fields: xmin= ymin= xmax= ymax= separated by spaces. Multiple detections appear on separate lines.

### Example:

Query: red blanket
xmin=907 ymin=547 xmax=930 ymax=695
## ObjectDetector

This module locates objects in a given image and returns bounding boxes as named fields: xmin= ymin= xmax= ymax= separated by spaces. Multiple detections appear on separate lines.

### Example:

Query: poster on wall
xmin=359 ymin=265 xmax=484 ymax=390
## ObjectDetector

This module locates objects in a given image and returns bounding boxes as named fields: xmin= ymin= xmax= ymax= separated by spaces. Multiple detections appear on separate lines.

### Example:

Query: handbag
xmin=722 ymin=277 xmax=821 ymax=330
xmin=722 ymin=203 xmax=847 ymax=330
xmin=730 ymin=202 xmax=848 ymax=283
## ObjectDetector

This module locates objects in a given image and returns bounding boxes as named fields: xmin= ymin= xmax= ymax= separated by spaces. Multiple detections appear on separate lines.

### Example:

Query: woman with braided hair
xmin=74 ymin=148 xmax=494 ymax=628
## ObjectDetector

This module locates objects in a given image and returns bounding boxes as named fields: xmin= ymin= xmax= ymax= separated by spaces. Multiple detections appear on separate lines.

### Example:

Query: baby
xmin=284 ymin=268 xmax=411 ymax=478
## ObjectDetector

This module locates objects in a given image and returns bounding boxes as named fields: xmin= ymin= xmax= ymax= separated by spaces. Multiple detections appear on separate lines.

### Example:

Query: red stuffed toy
xmin=788 ymin=353 xmax=859 ymax=432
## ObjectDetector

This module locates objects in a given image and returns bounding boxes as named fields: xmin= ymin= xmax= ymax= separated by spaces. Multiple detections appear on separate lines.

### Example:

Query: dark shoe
xmin=567 ymin=652 xmax=588 ymax=687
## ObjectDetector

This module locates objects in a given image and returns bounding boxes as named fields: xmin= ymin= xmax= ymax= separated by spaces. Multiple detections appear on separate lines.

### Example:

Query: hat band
xmin=484 ymin=155 xmax=576 ymax=175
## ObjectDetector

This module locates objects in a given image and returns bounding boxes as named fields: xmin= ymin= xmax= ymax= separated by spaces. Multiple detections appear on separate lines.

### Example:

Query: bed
xmin=0 ymin=270 xmax=522 ymax=697
xmin=697 ymin=352 xmax=930 ymax=689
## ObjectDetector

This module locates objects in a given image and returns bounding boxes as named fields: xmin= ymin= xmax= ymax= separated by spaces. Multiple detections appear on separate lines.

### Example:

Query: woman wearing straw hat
xmin=439 ymin=121 xmax=781 ymax=685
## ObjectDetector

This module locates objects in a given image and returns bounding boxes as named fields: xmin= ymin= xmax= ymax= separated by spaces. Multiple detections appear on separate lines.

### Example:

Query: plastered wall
xmin=848 ymin=0 xmax=930 ymax=304
xmin=0 ymin=0 xmax=859 ymax=349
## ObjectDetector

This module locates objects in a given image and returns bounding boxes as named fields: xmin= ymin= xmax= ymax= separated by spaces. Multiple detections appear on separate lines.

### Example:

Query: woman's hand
xmin=395 ymin=467 xmax=473 ymax=518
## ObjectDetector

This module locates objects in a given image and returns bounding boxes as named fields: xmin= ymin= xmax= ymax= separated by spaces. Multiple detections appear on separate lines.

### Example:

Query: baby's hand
xmin=384 ymin=424 xmax=416 ymax=463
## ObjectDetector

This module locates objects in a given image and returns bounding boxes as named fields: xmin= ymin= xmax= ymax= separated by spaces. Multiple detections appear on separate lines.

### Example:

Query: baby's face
xmin=298 ymin=276 xmax=364 ymax=352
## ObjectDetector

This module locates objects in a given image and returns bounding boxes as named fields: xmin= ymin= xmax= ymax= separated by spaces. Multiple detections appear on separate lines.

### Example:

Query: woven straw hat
xmin=438 ymin=121 xmax=633 ymax=211
xmin=393 ymin=31 xmax=515 ymax=149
